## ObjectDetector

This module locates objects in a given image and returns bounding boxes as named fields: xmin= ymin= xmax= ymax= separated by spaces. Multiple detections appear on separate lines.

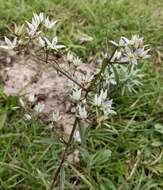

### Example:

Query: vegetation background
xmin=0 ymin=0 xmax=163 ymax=189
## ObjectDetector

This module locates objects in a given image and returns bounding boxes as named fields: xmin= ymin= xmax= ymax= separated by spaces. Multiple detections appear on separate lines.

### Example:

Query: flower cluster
xmin=0 ymin=37 xmax=17 ymax=50
xmin=66 ymin=51 xmax=82 ymax=67
xmin=0 ymin=12 xmax=152 ymax=188
xmin=103 ymin=69 xmax=117 ymax=88
xmin=71 ymin=88 xmax=82 ymax=101
xmin=26 ymin=13 xmax=44 ymax=37
xmin=94 ymin=89 xmax=107 ymax=107
xmin=93 ymin=89 xmax=116 ymax=121
xmin=26 ymin=12 xmax=57 ymax=37
xmin=38 ymin=36 xmax=65 ymax=50
xmin=0 ymin=13 xmax=64 ymax=52
xmin=69 ymin=86 xmax=88 ymax=119
xmin=78 ymin=105 xmax=87 ymax=119
xmin=0 ymin=13 xmax=151 ymax=139
xmin=110 ymin=35 xmax=150 ymax=64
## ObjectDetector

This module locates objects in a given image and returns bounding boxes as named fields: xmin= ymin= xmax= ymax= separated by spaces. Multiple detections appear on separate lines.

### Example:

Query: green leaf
xmin=0 ymin=113 xmax=7 ymax=129
xmin=154 ymin=123 xmax=163 ymax=134
xmin=70 ymin=164 xmax=93 ymax=188
xmin=78 ymin=120 xmax=89 ymax=146
xmin=99 ymin=178 xmax=116 ymax=190
xmin=151 ymin=140 xmax=162 ymax=147
xmin=60 ymin=166 xmax=65 ymax=190
xmin=90 ymin=149 xmax=112 ymax=168
xmin=110 ymin=64 xmax=119 ymax=87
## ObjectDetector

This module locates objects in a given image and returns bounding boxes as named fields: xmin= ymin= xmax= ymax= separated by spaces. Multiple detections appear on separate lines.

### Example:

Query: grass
xmin=0 ymin=0 xmax=163 ymax=189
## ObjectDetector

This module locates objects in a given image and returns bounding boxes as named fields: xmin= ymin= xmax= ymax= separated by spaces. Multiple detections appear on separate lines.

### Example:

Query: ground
xmin=0 ymin=0 xmax=163 ymax=189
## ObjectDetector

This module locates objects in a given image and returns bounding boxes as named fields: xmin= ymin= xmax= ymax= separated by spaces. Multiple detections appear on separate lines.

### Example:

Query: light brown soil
xmin=0 ymin=51 xmax=94 ymax=135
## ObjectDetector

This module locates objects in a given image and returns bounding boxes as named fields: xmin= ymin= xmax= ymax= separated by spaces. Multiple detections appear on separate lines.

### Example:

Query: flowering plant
xmin=0 ymin=13 xmax=150 ymax=189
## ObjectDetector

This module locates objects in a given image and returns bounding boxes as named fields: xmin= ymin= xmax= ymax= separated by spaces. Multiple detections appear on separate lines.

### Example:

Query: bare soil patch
xmin=0 ymin=51 xmax=93 ymax=135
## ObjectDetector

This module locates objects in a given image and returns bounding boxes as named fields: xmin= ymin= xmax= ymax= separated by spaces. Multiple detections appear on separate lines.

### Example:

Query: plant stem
xmin=50 ymin=118 xmax=78 ymax=190
xmin=95 ymin=48 xmax=117 ymax=81
xmin=49 ymin=49 xmax=117 ymax=189
xmin=21 ymin=48 xmax=117 ymax=190
xmin=45 ymin=47 xmax=49 ymax=64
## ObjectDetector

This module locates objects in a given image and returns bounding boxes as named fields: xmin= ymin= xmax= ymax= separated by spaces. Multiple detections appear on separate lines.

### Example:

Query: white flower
xmin=28 ymin=93 xmax=37 ymax=103
xmin=83 ymin=73 xmax=94 ymax=83
xmin=66 ymin=51 xmax=74 ymax=62
xmin=110 ymin=36 xmax=130 ymax=47
xmin=135 ymin=48 xmax=151 ymax=59
xmin=110 ymin=35 xmax=150 ymax=64
xmin=34 ymin=102 xmax=45 ymax=113
xmin=33 ymin=13 xmax=44 ymax=26
xmin=102 ymin=99 xmax=117 ymax=116
xmin=44 ymin=36 xmax=65 ymax=50
xmin=73 ymin=56 xmax=82 ymax=66
xmin=119 ymin=37 xmax=130 ymax=46
xmin=106 ymin=73 xmax=117 ymax=85
xmin=78 ymin=105 xmax=87 ymax=119
xmin=104 ymin=107 xmax=117 ymax=116
xmin=14 ymin=23 xmax=24 ymax=37
xmin=0 ymin=37 xmax=17 ymax=50
xmin=26 ymin=13 xmax=44 ymax=37
xmin=94 ymin=89 xmax=107 ymax=106
xmin=130 ymin=35 xmax=144 ymax=48
xmin=26 ymin=21 xmax=40 ymax=37
xmin=120 ymin=47 xmax=138 ymax=64
xmin=44 ymin=17 xmax=57 ymax=29
xmin=74 ymin=130 xmax=81 ymax=142
xmin=101 ymin=89 xmax=107 ymax=100
xmin=38 ymin=36 xmax=46 ymax=47
xmin=94 ymin=94 xmax=101 ymax=106
xmin=52 ymin=111 xmax=61 ymax=122
xmin=71 ymin=88 xmax=82 ymax=101
xmin=24 ymin=114 xmax=32 ymax=121
xmin=107 ymin=99 xmax=113 ymax=108
xmin=94 ymin=94 xmax=102 ymax=107
xmin=111 ymin=50 xmax=122 ymax=62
